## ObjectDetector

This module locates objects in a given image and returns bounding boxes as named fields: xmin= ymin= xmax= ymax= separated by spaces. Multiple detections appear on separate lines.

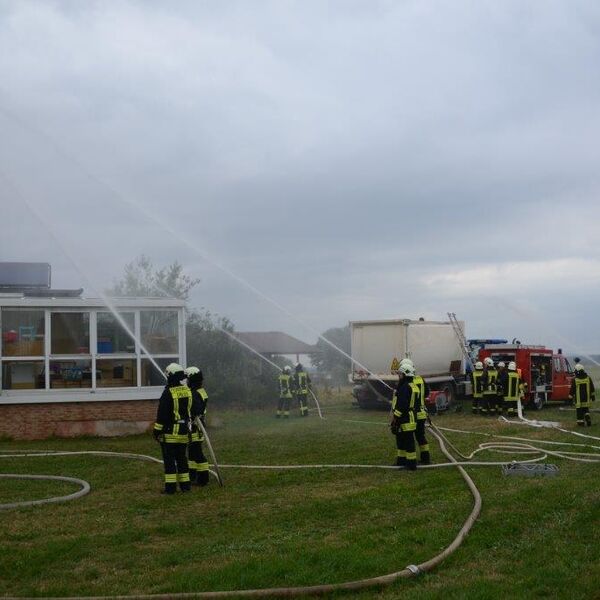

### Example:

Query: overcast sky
xmin=1 ymin=1 xmax=600 ymax=353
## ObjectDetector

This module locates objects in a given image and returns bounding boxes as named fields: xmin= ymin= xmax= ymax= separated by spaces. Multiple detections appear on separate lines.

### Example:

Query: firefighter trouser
xmin=504 ymin=399 xmax=518 ymax=416
xmin=277 ymin=396 xmax=291 ymax=417
xmin=396 ymin=425 xmax=417 ymax=470
xmin=576 ymin=407 xmax=592 ymax=426
xmin=296 ymin=392 xmax=309 ymax=416
xmin=415 ymin=419 xmax=430 ymax=464
xmin=188 ymin=429 xmax=210 ymax=486
xmin=496 ymin=394 xmax=504 ymax=413
xmin=472 ymin=396 xmax=482 ymax=414
xmin=160 ymin=442 xmax=191 ymax=493
xmin=481 ymin=394 xmax=495 ymax=415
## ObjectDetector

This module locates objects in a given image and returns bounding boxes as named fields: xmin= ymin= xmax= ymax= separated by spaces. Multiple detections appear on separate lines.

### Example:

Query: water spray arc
xmin=0 ymin=106 xmax=391 ymax=391
xmin=0 ymin=170 xmax=167 ymax=382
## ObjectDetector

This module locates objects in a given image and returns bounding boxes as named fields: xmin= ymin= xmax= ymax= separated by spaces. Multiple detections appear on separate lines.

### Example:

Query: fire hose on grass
xmin=1 ymin=420 xmax=599 ymax=597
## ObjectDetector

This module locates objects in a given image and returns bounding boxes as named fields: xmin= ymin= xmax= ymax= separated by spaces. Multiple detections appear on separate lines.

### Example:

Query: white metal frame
xmin=0 ymin=296 xmax=186 ymax=405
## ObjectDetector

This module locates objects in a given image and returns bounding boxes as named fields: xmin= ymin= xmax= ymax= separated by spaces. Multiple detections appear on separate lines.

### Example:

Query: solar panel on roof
xmin=0 ymin=262 xmax=51 ymax=288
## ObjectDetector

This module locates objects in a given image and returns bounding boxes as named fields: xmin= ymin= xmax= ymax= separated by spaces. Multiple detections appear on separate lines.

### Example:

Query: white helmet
xmin=184 ymin=366 xmax=200 ymax=377
xmin=498 ymin=362 xmax=506 ymax=368
xmin=475 ymin=361 xmax=483 ymax=370
xmin=165 ymin=362 xmax=184 ymax=376
xmin=400 ymin=358 xmax=415 ymax=372
xmin=508 ymin=361 xmax=517 ymax=371
xmin=574 ymin=363 xmax=585 ymax=372
xmin=484 ymin=357 xmax=494 ymax=367
xmin=284 ymin=366 xmax=291 ymax=373
xmin=399 ymin=363 xmax=415 ymax=376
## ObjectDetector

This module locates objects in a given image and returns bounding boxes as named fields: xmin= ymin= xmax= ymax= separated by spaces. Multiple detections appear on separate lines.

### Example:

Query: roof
xmin=0 ymin=294 xmax=186 ymax=309
xmin=235 ymin=331 xmax=319 ymax=355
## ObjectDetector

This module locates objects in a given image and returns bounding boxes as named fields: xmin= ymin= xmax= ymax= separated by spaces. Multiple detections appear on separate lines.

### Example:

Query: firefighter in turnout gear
xmin=501 ymin=361 xmax=523 ymax=416
xmin=390 ymin=362 xmax=419 ymax=471
xmin=293 ymin=363 xmax=310 ymax=417
xmin=481 ymin=357 xmax=498 ymax=415
xmin=471 ymin=361 xmax=484 ymax=414
xmin=400 ymin=358 xmax=430 ymax=464
xmin=277 ymin=366 xmax=293 ymax=417
xmin=185 ymin=366 xmax=210 ymax=486
xmin=496 ymin=362 xmax=506 ymax=413
xmin=153 ymin=363 xmax=192 ymax=494
xmin=569 ymin=364 xmax=595 ymax=426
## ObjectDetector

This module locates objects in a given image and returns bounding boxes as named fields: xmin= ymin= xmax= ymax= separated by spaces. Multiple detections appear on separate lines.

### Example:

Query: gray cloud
xmin=1 ymin=0 xmax=600 ymax=352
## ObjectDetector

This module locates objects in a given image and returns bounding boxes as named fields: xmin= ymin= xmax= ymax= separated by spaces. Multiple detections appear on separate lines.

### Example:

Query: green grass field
xmin=1 ymin=393 xmax=599 ymax=599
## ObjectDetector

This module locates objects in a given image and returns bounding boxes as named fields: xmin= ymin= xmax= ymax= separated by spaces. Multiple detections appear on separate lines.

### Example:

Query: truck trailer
xmin=350 ymin=318 xmax=470 ymax=410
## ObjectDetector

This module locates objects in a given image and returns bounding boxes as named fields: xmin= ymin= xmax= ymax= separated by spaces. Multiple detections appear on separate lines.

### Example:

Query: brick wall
xmin=0 ymin=400 xmax=158 ymax=440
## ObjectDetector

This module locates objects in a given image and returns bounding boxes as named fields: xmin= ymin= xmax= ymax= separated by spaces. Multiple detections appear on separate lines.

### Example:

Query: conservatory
xmin=0 ymin=294 xmax=186 ymax=404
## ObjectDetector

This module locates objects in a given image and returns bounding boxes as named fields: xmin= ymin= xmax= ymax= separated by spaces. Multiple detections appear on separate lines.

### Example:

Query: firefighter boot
xmin=585 ymin=412 xmax=592 ymax=427
xmin=197 ymin=469 xmax=209 ymax=486
xmin=419 ymin=451 xmax=431 ymax=465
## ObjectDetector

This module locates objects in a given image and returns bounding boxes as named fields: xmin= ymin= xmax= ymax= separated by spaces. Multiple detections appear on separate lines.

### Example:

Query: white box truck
xmin=350 ymin=318 xmax=471 ymax=410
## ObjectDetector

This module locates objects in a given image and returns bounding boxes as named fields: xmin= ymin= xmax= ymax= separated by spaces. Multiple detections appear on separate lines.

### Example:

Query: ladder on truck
xmin=447 ymin=312 xmax=474 ymax=371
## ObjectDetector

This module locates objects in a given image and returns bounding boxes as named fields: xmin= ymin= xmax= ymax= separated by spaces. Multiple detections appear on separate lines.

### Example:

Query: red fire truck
xmin=477 ymin=344 xmax=574 ymax=409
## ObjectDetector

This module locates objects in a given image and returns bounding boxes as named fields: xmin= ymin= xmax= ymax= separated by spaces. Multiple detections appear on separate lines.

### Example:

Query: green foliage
xmin=108 ymin=255 xmax=200 ymax=301
xmin=185 ymin=310 xmax=283 ymax=407
xmin=310 ymin=324 xmax=351 ymax=385
xmin=108 ymin=256 xmax=282 ymax=407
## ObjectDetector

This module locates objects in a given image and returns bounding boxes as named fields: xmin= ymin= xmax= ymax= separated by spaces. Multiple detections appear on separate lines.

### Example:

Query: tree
xmin=310 ymin=325 xmax=351 ymax=385
xmin=109 ymin=256 xmax=280 ymax=407
xmin=108 ymin=255 xmax=200 ymax=300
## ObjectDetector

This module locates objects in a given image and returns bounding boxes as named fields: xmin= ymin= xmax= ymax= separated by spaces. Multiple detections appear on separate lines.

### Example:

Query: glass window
xmin=140 ymin=311 xmax=178 ymax=354
xmin=96 ymin=359 xmax=137 ymax=388
xmin=141 ymin=357 xmax=175 ymax=386
xmin=97 ymin=313 xmax=136 ymax=354
xmin=49 ymin=359 xmax=93 ymax=389
xmin=51 ymin=313 xmax=90 ymax=355
xmin=2 ymin=310 xmax=45 ymax=357
xmin=2 ymin=360 xmax=45 ymax=390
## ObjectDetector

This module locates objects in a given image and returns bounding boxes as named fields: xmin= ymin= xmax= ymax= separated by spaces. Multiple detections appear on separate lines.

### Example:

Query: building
xmin=0 ymin=263 xmax=185 ymax=439
xmin=234 ymin=331 xmax=319 ymax=364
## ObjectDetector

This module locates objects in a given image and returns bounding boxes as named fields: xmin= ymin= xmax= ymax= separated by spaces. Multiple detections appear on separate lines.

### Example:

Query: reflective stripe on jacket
xmin=472 ymin=370 xmax=484 ymax=398
xmin=279 ymin=374 xmax=293 ymax=398
xmin=571 ymin=376 xmax=595 ymax=408
xmin=413 ymin=375 xmax=427 ymax=420
xmin=483 ymin=369 xmax=498 ymax=395
xmin=296 ymin=371 xmax=309 ymax=395
xmin=504 ymin=372 xmax=521 ymax=401
xmin=154 ymin=385 xmax=192 ymax=443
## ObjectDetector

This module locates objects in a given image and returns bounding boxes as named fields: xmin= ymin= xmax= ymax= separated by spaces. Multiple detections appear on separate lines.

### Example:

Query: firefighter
xmin=481 ymin=357 xmax=498 ymax=415
xmin=400 ymin=358 xmax=430 ymax=464
xmin=185 ymin=366 xmax=210 ymax=486
xmin=293 ymin=363 xmax=310 ymax=417
xmin=496 ymin=362 xmax=506 ymax=413
xmin=277 ymin=366 xmax=293 ymax=418
xmin=569 ymin=364 xmax=595 ymax=426
xmin=471 ymin=361 xmax=484 ymax=414
xmin=502 ymin=361 xmax=522 ymax=416
xmin=390 ymin=362 xmax=419 ymax=471
xmin=153 ymin=363 xmax=193 ymax=494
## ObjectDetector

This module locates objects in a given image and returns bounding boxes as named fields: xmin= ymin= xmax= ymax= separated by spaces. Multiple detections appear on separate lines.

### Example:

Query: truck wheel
xmin=443 ymin=384 xmax=456 ymax=409
xmin=532 ymin=393 xmax=545 ymax=411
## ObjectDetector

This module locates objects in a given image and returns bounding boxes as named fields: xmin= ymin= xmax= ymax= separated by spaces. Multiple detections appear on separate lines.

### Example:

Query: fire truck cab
xmin=477 ymin=345 xmax=574 ymax=410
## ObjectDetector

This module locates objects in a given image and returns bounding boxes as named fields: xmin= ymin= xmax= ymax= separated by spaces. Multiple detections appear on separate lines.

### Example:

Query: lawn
xmin=0 ymin=393 xmax=599 ymax=599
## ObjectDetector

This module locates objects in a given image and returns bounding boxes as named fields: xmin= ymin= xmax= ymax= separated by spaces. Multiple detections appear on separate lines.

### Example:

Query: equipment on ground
xmin=502 ymin=463 xmax=559 ymax=477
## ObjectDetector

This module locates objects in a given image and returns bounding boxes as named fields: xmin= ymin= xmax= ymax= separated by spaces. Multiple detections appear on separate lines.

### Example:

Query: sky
xmin=1 ymin=0 xmax=600 ymax=353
